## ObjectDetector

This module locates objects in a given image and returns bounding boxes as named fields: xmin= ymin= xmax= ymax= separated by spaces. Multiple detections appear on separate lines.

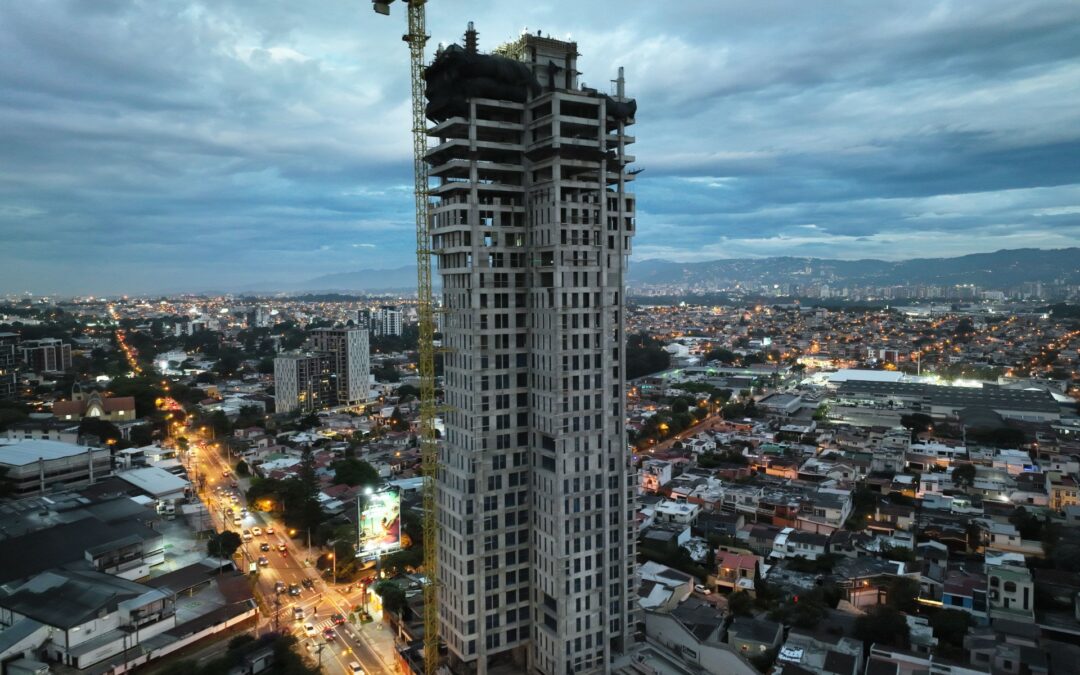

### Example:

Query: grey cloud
xmin=1 ymin=0 xmax=1079 ymax=294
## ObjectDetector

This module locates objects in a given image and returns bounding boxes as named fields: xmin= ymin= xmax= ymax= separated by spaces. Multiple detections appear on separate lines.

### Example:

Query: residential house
xmin=713 ymin=552 xmax=761 ymax=594
xmin=727 ymin=617 xmax=783 ymax=658
xmin=644 ymin=598 xmax=757 ymax=675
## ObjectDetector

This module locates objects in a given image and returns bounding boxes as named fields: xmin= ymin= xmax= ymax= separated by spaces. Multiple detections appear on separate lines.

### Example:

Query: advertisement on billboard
xmin=358 ymin=488 xmax=401 ymax=558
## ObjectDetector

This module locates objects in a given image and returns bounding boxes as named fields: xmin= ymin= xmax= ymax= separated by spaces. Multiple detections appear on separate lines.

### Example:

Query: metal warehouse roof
xmin=0 ymin=439 xmax=101 ymax=467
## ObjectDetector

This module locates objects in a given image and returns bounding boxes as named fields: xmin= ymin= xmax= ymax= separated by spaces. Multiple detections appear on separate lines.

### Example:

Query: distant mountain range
xmin=627 ymin=248 xmax=1080 ymax=290
xmin=242 ymin=248 xmax=1078 ymax=294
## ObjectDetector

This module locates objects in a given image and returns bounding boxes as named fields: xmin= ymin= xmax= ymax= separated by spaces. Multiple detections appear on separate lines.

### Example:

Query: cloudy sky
xmin=2 ymin=0 xmax=1079 ymax=295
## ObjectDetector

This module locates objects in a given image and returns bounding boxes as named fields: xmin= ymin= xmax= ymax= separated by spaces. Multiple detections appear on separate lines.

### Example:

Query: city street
xmin=184 ymin=429 xmax=398 ymax=674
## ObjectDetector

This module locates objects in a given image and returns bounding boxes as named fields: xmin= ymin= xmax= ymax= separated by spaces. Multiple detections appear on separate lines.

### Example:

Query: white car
xmin=348 ymin=662 xmax=365 ymax=674
xmin=251 ymin=527 xmax=262 ymax=536
xmin=304 ymin=622 xmax=318 ymax=638
xmin=694 ymin=584 xmax=712 ymax=595
xmin=242 ymin=530 xmax=252 ymax=542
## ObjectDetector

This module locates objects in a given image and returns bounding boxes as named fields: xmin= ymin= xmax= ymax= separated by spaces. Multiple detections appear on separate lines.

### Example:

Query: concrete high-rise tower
xmin=428 ymin=27 xmax=638 ymax=675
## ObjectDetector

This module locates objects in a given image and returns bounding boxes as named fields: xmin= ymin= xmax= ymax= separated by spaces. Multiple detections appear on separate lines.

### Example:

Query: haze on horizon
xmin=2 ymin=0 xmax=1079 ymax=296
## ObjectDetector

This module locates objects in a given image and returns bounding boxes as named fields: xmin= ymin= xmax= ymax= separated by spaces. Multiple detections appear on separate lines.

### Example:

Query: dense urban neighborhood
xmin=0 ymin=291 xmax=1078 ymax=675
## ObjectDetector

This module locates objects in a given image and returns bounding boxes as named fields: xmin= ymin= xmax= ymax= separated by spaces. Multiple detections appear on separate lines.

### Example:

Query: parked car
xmin=694 ymin=584 xmax=712 ymax=595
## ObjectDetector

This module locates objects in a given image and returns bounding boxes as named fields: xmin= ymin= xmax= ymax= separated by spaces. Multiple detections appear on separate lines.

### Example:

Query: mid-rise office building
xmin=428 ymin=29 xmax=638 ymax=674
xmin=19 ymin=338 xmax=72 ymax=374
xmin=308 ymin=327 xmax=370 ymax=407
xmin=0 ymin=333 xmax=17 ymax=400
xmin=273 ymin=352 xmax=333 ymax=414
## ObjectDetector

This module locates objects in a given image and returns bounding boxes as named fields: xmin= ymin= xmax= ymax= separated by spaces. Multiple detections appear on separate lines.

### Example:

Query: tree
xmin=235 ymin=460 xmax=250 ymax=477
xmin=626 ymin=332 xmax=671 ymax=379
xmin=333 ymin=458 xmax=381 ymax=487
xmin=728 ymin=591 xmax=754 ymax=617
xmin=854 ymin=605 xmax=909 ymax=648
xmin=375 ymin=581 xmax=408 ymax=616
xmin=930 ymin=609 xmax=971 ymax=653
xmin=78 ymin=417 xmax=122 ymax=446
xmin=296 ymin=448 xmax=324 ymax=533
xmin=373 ymin=364 xmax=400 ymax=383
xmin=0 ymin=402 xmax=29 ymax=432
xmin=207 ymin=530 xmax=242 ymax=559
xmin=257 ymin=357 xmax=275 ymax=375
xmin=705 ymin=348 xmax=738 ymax=364
xmin=951 ymin=463 xmax=976 ymax=488
xmin=885 ymin=576 xmax=920 ymax=613
xmin=900 ymin=413 xmax=933 ymax=433
xmin=215 ymin=350 xmax=243 ymax=377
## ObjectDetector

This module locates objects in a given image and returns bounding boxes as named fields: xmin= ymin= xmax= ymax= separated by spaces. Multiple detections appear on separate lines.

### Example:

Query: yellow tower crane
xmin=371 ymin=2 xmax=439 ymax=674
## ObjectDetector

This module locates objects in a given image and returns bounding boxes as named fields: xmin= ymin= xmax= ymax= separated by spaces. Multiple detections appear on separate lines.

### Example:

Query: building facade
xmin=273 ymin=353 xmax=333 ymax=414
xmin=19 ymin=338 xmax=72 ymax=374
xmin=308 ymin=327 xmax=370 ymax=408
xmin=0 ymin=439 xmax=111 ymax=496
xmin=429 ymin=29 xmax=638 ymax=674
xmin=373 ymin=305 xmax=403 ymax=337
xmin=0 ymin=332 xmax=18 ymax=400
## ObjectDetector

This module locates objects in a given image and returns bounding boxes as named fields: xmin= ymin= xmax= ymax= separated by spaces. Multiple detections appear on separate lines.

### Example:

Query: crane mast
xmin=372 ymin=2 xmax=439 ymax=674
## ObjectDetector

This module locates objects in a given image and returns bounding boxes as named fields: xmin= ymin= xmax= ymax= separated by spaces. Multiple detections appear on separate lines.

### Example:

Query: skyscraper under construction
xmin=428 ymin=26 xmax=638 ymax=675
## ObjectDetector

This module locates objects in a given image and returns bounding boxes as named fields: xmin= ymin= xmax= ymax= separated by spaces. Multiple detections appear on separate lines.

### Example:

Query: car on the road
xmin=258 ymin=556 xmax=270 ymax=566
xmin=241 ymin=530 xmax=252 ymax=542
xmin=260 ymin=542 xmax=271 ymax=552
xmin=251 ymin=527 xmax=262 ymax=536
xmin=330 ymin=613 xmax=346 ymax=625
xmin=303 ymin=622 xmax=317 ymax=638
xmin=288 ymin=584 xmax=301 ymax=596
xmin=278 ymin=543 xmax=288 ymax=555
xmin=322 ymin=627 xmax=336 ymax=641
xmin=266 ymin=526 xmax=275 ymax=535
xmin=301 ymin=578 xmax=314 ymax=590
xmin=274 ymin=581 xmax=287 ymax=594
xmin=348 ymin=662 xmax=364 ymax=675
xmin=293 ymin=606 xmax=304 ymax=621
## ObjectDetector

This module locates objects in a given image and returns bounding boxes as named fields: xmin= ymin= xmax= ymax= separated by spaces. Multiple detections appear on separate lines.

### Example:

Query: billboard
xmin=358 ymin=488 xmax=401 ymax=558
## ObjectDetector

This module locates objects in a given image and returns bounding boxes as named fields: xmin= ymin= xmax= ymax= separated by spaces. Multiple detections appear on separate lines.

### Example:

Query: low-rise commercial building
xmin=0 ymin=439 xmax=111 ymax=497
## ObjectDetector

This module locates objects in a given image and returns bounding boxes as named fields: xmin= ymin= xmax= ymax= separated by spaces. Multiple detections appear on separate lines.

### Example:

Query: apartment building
xmin=308 ymin=327 xmax=370 ymax=407
xmin=273 ymin=352 xmax=333 ymax=414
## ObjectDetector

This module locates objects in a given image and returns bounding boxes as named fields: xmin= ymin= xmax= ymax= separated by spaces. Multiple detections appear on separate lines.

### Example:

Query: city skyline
xmin=3 ymin=0 xmax=1080 ymax=295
